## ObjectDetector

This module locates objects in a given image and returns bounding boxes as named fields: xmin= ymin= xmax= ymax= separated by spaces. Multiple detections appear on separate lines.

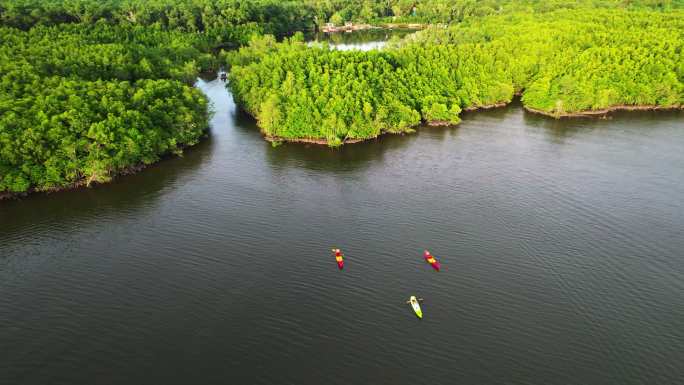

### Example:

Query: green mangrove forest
xmin=1 ymin=1 xmax=683 ymax=195
xmin=0 ymin=0 xmax=312 ymax=194
xmin=228 ymin=4 xmax=684 ymax=144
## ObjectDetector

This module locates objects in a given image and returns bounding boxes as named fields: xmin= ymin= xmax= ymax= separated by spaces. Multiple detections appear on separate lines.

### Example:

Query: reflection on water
xmin=0 ymin=138 xmax=214 ymax=245
xmin=264 ymin=134 xmax=413 ymax=173
xmin=523 ymin=107 xmax=684 ymax=142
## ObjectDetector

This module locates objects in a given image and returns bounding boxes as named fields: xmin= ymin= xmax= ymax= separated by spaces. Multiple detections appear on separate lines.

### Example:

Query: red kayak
xmin=423 ymin=250 xmax=441 ymax=271
xmin=332 ymin=248 xmax=344 ymax=270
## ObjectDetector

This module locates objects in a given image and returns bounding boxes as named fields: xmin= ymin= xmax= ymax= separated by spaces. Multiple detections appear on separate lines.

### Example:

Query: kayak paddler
xmin=424 ymin=250 xmax=435 ymax=263
xmin=423 ymin=250 xmax=441 ymax=270
xmin=332 ymin=248 xmax=344 ymax=269
xmin=406 ymin=296 xmax=425 ymax=318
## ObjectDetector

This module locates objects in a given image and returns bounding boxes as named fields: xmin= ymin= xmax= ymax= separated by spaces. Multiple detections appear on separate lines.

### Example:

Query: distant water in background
xmin=1 ymin=32 xmax=684 ymax=385
xmin=310 ymin=28 xmax=415 ymax=50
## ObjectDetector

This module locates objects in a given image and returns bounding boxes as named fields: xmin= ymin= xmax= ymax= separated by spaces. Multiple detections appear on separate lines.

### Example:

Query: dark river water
xmin=2 ymin=50 xmax=684 ymax=384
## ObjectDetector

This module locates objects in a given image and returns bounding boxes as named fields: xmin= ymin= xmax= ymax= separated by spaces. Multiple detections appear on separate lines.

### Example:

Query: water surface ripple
xmin=1 ymin=76 xmax=683 ymax=385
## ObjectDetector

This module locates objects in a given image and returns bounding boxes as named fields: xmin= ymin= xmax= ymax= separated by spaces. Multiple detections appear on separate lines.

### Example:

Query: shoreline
xmin=0 ymin=142 xmax=202 ymax=201
xmin=264 ymin=135 xmax=366 ymax=145
xmin=256 ymin=100 xmax=683 ymax=146
xmin=258 ymin=99 xmax=514 ymax=146
xmin=463 ymin=101 xmax=509 ymax=112
xmin=524 ymin=104 xmax=684 ymax=118
xmin=0 ymin=162 xmax=151 ymax=201
xmin=426 ymin=120 xmax=456 ymax=127
xmin=261 ymin=120 xmax=463 ymax=146
xmin=6 ymin=99 xmax=680 ymax=199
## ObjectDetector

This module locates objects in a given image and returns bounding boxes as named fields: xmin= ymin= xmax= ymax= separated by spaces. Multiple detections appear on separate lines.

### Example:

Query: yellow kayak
xmin=408 ymin=296 xmax=423 ymax=318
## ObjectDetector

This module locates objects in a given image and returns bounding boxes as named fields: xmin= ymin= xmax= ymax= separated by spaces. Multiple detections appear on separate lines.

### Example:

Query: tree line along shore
xmin=227 ymin=8 xmax=683 ymax=145
xmin=1 ymin=0 xmax=683 ymax=196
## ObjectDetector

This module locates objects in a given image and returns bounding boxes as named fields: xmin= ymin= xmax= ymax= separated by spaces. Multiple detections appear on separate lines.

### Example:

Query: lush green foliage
xmin=0 ymin=77 xmax=208 ymax=192
xmin=404 ymin=8 xmax=684 ymax=113
xmin=227 ymin=33 xmax=497 ymax=143
xmin=1 ymin=24 xmax=217 ymax=83
xmin=227 ymin=6 xmax=683 ymax=145
xmin=6 ymin=0 xmax=676 ymax=33
xmin=0 ymin=0 xmax=314 ymax=41
xmin=0 ymin=24 xmax=211 ymax=193
xmin=0 ymin=0 xmax=315 ymax=194
xmin=305 ymin=0 xmax=682 ymax=25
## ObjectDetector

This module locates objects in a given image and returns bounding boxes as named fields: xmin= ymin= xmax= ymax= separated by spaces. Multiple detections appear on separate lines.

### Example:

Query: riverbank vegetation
xmin=0 ymin=0 xmax=314 ymax=195
xmin=305 ymin=0 xmax=681 ymax=25
xmin=404 ymin=8 xmax=684 ymax=115
xmin=227 ymin=5 xmax=683 ymax=145
xmin=2 ymin=0 xmax=683 ymax=194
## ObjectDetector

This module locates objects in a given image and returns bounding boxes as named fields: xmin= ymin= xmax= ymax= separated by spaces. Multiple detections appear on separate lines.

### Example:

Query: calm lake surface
xmin=2 ymin=41 xmax=684 ymax=385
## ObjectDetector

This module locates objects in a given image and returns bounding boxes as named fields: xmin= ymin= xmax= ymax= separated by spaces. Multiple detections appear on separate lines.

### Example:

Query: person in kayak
xmin=407 ymin=296 xmax=425 ymax=318
xmin=332 ymin=248 xmax=344 ymax=269
xmin=424 ymin=250 xmax=437 ymax=264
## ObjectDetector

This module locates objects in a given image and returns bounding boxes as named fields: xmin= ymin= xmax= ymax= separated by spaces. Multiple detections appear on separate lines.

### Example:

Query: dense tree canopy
xmin=0 ymin=0 xmax=314 ymax=39
xmin=0 ymin=0 xmax=315 ymax=194
xmin=0 ymin=77 xmax=208 ymax=192
xmin=297 ymin=0 xmax=683 ymax=25
xmin=0 ymin=25 xmax=211 ymax=193
xmin=227 ymin=6 xmax=683 ymax=145
xmin=401 ymin=8 xmax=684 ymax=113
